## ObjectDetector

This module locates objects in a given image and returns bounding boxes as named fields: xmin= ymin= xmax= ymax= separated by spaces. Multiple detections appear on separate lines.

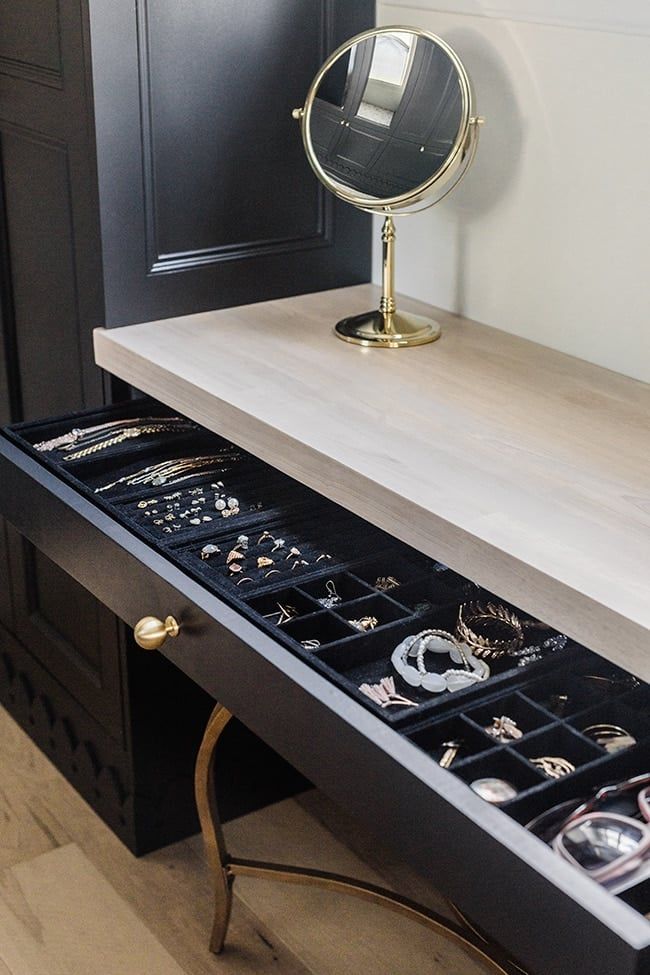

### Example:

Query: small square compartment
xmin=408 ymin=715 xmax=496 ymax=765
xmin=513 ymin=725 xmax=602 ymax=777
xmin=282 ymin=612 xmax=354 ymax=650
xmin=246 ymin=588 xmax=319 ymax=624
xmin=524 ymin=668 xmax=632 ymax=718
xmin=466 ymin=692 xmax=554 ymax=741
xmin=300 ymin=572 xmax=372 ymax=605
xmin=352 ymin=552 xmax=434 ymax=592
xmin=453 ymin=748 xmax=544 ymax=799
xmin=333 ymin=593 xmax=410 ymax=630
xmin=568 ymin=701 xmax=650 ymax=753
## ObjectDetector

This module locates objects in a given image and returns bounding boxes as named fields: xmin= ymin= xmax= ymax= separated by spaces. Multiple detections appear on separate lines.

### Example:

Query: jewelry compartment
xmin=3 ymin=398 xmax=650 ymax=974
xmin=0 ymin=400 xmax=609 ymax=730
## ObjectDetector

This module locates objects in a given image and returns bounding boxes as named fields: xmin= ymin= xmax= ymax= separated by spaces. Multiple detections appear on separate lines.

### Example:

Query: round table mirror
xmin=293 ymin=26 xmax=483 ymax=347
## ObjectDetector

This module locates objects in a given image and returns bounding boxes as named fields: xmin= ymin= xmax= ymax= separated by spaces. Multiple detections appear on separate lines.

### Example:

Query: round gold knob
xmin=133 ymin=615 xmax=180 ymax=650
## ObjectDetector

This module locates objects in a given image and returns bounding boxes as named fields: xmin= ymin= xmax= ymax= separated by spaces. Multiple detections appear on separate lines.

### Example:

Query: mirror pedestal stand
xmin=334 ymin=215 xmax=442 ymax=348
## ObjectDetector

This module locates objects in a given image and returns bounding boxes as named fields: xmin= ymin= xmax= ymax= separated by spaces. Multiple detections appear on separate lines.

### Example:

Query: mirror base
xmin=334 ymin=310 xmax=441 ymax=348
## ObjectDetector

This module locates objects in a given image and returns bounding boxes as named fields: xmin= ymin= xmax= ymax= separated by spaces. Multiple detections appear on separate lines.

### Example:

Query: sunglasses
xmin=553 ymin=785 xmax=650 ymax=884
xmin=528 ymin=773 xmax=650 ymax=887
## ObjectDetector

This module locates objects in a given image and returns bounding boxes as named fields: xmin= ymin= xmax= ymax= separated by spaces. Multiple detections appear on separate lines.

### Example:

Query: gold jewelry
xmin=439 ymin=740 xmax=462 ymax=769
xmin=582 ymin=724 xmax=637 ymax=753
xmin=95 ymin=452 xmax=241 ymax=493
xmin=257 ymin=556 xmax=274 ymax=568
xmin=263 ymin=604 xmax=297 ymax=626
xmin=456 ymin=602 xmax=524 ymax=659
xmin=348 ymin=616 xmax=378 ymax=632
xmin=62 ymin=422 xmax=197 ymax=461
xmin=530 ymin=756 xmax=575 ymax=779
xmin=34 ymin=416 xmax=197 ymax=453
xmin=257 ymin=531 xmax=274 ymax=545
xmin=375 ymin=576 xmax=400 ymax=592
xmin=226 ymin=550 xmax=245 ymax=564
xmin=358 ymin=676 xmax=417 ymax=709
xmin=485 ymin=716 xmax=523 ymax=742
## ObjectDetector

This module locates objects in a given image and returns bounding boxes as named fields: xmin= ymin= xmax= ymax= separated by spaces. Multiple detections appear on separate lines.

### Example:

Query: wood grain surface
xmin=94 ymin=285 xmax=650 ymax=678
xmin=0 ymin=705 xmax=493 ymax=975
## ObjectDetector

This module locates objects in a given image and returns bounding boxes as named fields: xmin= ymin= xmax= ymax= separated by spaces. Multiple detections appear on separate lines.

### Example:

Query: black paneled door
xmin=0 ymin=0 xmax=374 ymax=849
xmin=0 ymin=0 xmax=120 ymax=731
xmin=89 ymin=0 xmax=373 ymax=325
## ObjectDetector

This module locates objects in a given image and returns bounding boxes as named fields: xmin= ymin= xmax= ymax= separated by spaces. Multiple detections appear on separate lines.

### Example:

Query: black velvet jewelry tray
xmin=404 ymin=652 xmax=650 ymax=898
xmin=2 ymin=399 xmax=607 ymax=731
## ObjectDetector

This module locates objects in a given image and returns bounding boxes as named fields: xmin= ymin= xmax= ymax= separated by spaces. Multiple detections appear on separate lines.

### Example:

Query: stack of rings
xmin=391 ymin=629 xmax=490 ymax=694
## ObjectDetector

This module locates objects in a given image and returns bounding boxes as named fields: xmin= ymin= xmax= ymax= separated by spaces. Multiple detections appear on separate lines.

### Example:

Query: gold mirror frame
xmin=293 ymin=26 xmax=483 ymax=348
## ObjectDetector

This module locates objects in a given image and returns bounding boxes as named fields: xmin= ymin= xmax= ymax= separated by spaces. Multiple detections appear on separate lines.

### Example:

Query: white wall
xmin=373 ymin=1 xmax=650 ymax=382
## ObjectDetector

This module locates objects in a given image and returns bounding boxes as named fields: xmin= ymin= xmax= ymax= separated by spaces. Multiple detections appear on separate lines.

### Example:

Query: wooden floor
xmin=0 ymin=706 xmax=494 ymax=974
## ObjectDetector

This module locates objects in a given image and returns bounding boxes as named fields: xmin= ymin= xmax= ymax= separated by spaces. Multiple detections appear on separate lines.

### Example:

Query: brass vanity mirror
xmin=293 ymin=26 xmax=482 ymax=347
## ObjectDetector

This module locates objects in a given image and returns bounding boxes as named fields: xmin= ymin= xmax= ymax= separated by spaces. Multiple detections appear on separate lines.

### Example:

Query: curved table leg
xmin=195 ymin=702 xmax=525 ymax=974
xmin=194 ymin=702 xmax=234 ymax=953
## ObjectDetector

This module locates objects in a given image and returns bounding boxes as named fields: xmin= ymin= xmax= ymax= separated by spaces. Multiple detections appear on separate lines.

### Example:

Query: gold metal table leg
xmin=195 ymin=702 xmax=525 ymax=974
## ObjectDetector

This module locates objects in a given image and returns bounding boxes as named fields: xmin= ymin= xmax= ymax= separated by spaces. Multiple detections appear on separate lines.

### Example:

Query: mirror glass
xmin=308 ymin=29 xmax=465 ymax=202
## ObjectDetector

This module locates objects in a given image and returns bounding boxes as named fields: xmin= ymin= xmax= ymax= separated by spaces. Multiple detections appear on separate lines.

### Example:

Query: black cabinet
xmin=0 ymin=0 xmax=373 ymax=850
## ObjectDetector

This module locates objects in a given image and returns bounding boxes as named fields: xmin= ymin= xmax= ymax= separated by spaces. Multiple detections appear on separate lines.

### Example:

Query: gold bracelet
xmin=455 ymin=602 xmax=524 ymax=659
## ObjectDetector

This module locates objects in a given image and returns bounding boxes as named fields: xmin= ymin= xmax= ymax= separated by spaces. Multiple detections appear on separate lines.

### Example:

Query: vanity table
xmin=1 ymin=284 xmax=649 ymax=975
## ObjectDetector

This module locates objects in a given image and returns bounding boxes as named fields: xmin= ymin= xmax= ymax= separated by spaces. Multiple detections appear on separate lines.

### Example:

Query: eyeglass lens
xmin=562 ymin=818 xmax=645 ymax=871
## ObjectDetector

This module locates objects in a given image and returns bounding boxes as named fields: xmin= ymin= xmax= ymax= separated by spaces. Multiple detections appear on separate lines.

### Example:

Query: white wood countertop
xmin=94 ymin=285 xmax=650 ymax=680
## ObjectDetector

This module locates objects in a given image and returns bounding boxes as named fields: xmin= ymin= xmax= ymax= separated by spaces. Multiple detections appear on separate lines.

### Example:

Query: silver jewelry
xmin=271 ymin=538 xmax=286 ymax=552
xmin=300 ymin=639 xmax=321 ymax=650
xmin=201 ymin=544 xmax=220 ymax=560
xmin=237 ymin=535 xmax=249 ymax=550
xmin=348 ymin=615 xmax=378 ymax=632
xmin=34 ymin=416 xmax=198 ymax=453
xmin=470 ymin=778 xmax=518 ymax=804
xmin=391 ymin=629 xmax=489 ymax=693
xmin=317 ymin=580 xmax=341 ymax=608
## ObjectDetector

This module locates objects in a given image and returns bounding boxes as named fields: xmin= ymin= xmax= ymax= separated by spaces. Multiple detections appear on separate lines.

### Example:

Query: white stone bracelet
xmin=391 ymin=629 xmax=490 ymax=693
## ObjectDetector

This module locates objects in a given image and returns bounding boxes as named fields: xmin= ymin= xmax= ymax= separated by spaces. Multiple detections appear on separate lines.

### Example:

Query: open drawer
xmin=1 ymin=399 xmax=650 ymax=975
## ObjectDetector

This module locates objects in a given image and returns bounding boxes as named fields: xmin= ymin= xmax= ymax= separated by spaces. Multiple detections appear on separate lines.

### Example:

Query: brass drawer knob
xmin=133 ymin=615 xmax=180 ymax=650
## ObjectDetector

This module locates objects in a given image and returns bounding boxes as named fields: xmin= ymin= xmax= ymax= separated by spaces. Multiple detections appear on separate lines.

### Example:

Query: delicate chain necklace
xmin=62 ymin=422 xmax=197 ymax=461
xmin=34 ymin=416 xmax=197 ymax=453
xmin=94 ymin=452 xmax=242 ymax=493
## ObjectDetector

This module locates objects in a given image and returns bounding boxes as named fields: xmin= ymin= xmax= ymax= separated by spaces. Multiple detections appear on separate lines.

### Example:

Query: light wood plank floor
xmin=0 ymin=706 xmax=493 ymax=975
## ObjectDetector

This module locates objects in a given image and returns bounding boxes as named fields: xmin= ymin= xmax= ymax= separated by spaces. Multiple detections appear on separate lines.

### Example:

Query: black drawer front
xmin=1 ymin=408 xmax=650 ymax=975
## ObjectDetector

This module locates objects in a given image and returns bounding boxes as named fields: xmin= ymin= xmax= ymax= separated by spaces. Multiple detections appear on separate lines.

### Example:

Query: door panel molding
xmin=136 ymin=0 xmax=335 ymax=274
